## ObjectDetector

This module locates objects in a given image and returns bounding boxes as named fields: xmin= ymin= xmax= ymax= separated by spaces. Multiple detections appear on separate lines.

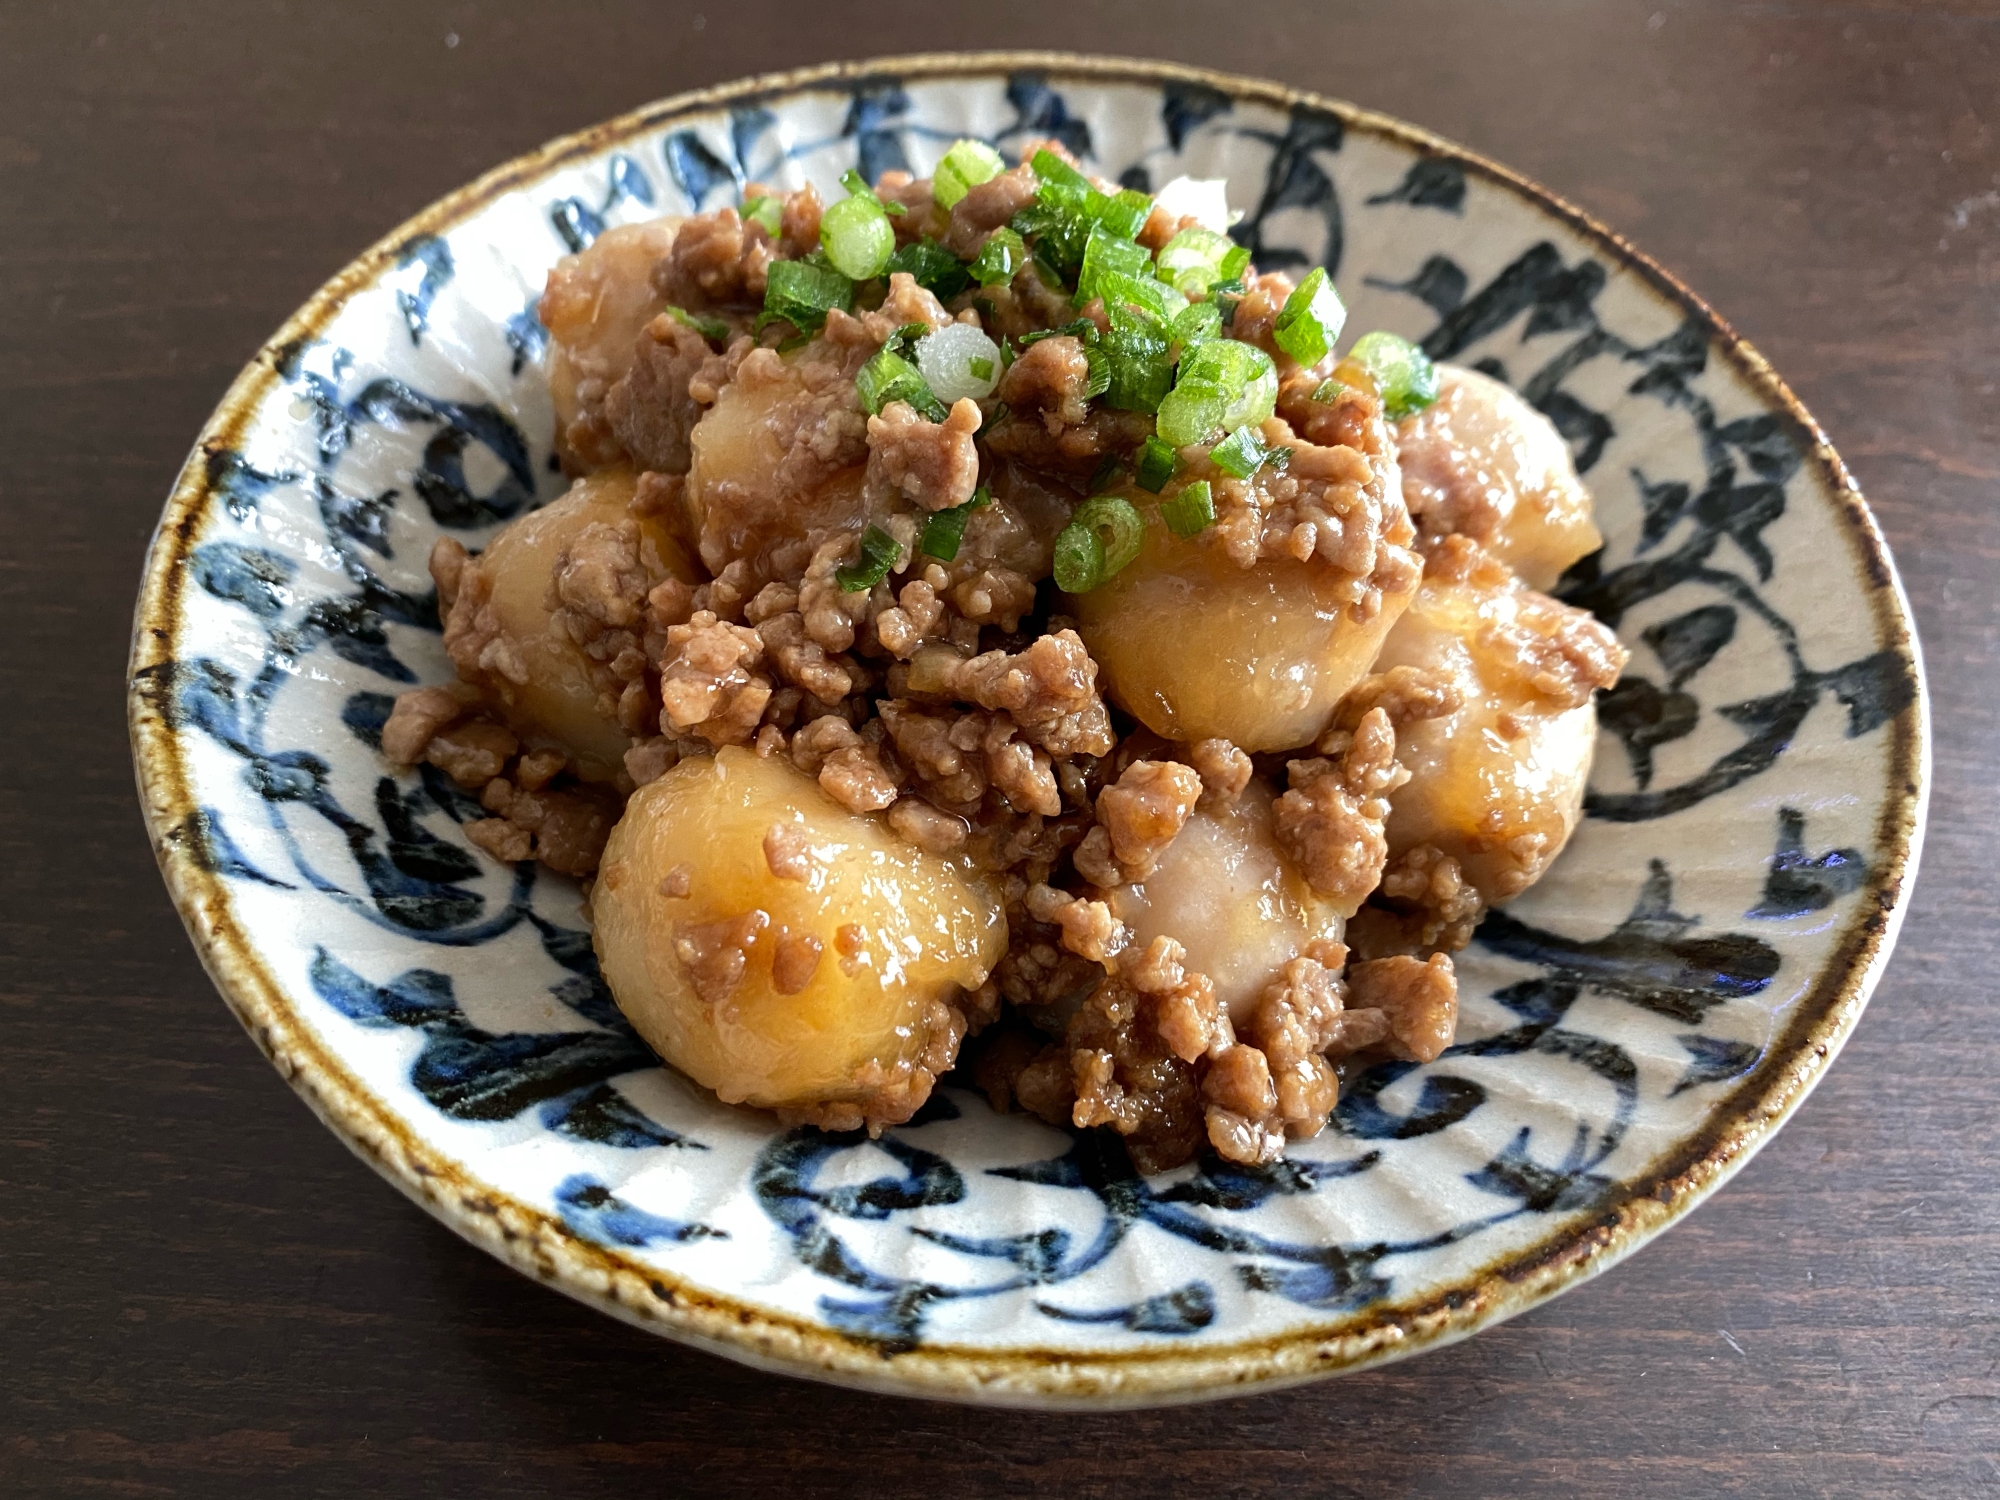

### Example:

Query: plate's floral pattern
xmin=130 ymin=59 xmax=1924 ymax=1397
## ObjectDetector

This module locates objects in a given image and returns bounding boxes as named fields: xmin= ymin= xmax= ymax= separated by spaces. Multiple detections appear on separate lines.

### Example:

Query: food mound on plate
xmin=380 ymin=140 xmax=1628 ymax=1173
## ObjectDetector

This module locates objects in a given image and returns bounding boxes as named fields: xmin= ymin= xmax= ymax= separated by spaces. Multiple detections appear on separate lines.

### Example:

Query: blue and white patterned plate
xmin=128 ymin=54 xmax=1928 ymax=1406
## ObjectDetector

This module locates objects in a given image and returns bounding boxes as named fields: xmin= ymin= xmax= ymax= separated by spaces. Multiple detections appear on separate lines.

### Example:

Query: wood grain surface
xmin=3 ymin=2 xmax=1995 ymax=1495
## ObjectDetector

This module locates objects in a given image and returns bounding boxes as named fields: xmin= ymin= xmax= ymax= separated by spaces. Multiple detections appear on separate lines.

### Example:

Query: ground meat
xmin=866 ymin=397 xmax=982 ymax=511
xmin=1066 ymin=973 xmax=1205 ymax=1175
xmin=1360 ymin=844 xmax=1487 ymax=956
xmin=789 ymin=714 xmax=900 ymax=813
xmin=762 ymin=822 xmax=814 ymax=882
xmin=464 ymin=817 xmax=532 ymax=863
xmin=1203 ymin=953 xmax=1347 ymax=1165
xmin=1086 ymin=759 xmax=1203 ymax=885
xmin=1273 ymin=708 xmax=1409 ymax=908
xmin=380 ymin=684 xmax=469 ymax=765
xmin=653 ymin=207 xmax=773 ymax=311
xmin=478 ymin=777 xmax=620 ymax=876
xmin=1346 ymin=953 xmax=1459 ymax=1063
xmin=657 ymin=611 xmax=773 ymax=748
xmin=931 ymin=630 xmax=1117 ymax=758
xmin=985 ymin=338 xmax=1155 ymax=473
xmin=674 ymin=909 xmax=771 ymax=1007
xmin=602 ymin=313 xmax=714 ymax=474
xmin=777 ymin=992 xmax=969 ymax=1136
xmin=943 ymin=161 xmax=1040 ymax=258
xmin=1225 ymin=271 xmax=1298 ymax=365
xmin=1190 ymin=399 xmax=1423 ymax=623
xmin=1184 ymin=738 xmax=1253 ymax=810
xmin=1026 ymin=883 xmax=1128 ymax=965
xmin=1278 ymin=369 xmax=1381 ymax=452
xmin=424 ymin=719 xmax=519 ymax=788
xmin=770 ymin=929 xmax=824 ymax=995
xmin=887 ymin=796 xmax=968 ymax=854
xmin=1329 ymin=664 xmax=1465 ymax=737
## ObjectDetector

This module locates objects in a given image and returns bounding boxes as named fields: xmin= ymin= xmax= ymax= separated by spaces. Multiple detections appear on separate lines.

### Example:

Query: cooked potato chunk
xmin=459 ymin=470 xmax=695 ymax=782
xmin=592 ymin=748 xmax=1008 ymax=1125
xmin=1106 ymin=782 xmax=1346 ymax=1024
xmin=1073 ymin=500 xmax=1414 ymax=752
xmin=1373 ymin=544 xmax=1626 ymax=904
xmin=1395 ymin=365 xmax=1602 ymax=590
xmin=685 ymin=343 xmax=872 ymax=578
xmin=540 ymin=219 xmax=682 ymax=473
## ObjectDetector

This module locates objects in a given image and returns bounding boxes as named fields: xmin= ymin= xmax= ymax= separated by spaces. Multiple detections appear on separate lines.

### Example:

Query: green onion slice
xmin=1054 ymin=496 xmax=1144 ymax=593
xmin=1171 ymin=299 xmax=1223 ymax=350
xmin=1099 ymin=323 xmax=1173 ymax=413
xmin=761 ymin=259 xmax=854 ymax=334
xmin=1155 ymin=380 xmax=1226 ymax=448
xmin=1030 ymin=148 xmax=1091 ymax=191
xmin=1346 ymin=330 xmax=1442 ymax=419
xmin=1134 ymin=435 xmax=1179 ymax=492
xmin=885 ymin=238 xmax=972 ymax=300
xmin=821 ymin=192 xmax=896 ymax=280
xmin=835 ymin=524 xmax=903 ymax=592
xmin=970 ymin=227 xmax=1026 ymax=287
xmin=1310 ymin=376 xmax=1343 ymax=404
xmin=1210 ymin=425 xmax=1272 ymax=479
xmin=933 ymin=138 xmax=1006 ymax=208
xmin=839 ymin=168 xmax=878 ymax=202
xmin=1076 ymin=225 xmax=1153 ymax=305
xmin=668 ymin=306 xmax=731 ymax=343
xmin=1272 ymin=267 xmax=1349 ymax=368
xmin=857 ymin=346 xmax=949 ymax=422
xmin=1095 ymin=187 xmax=1154 ymax=241
xmin=916 ymin=485 xmax=992 ymax=561
xmin=1154 ymin=227 xmax=1250 ymax=296
xmin=741 ymin=194 xmax=784 ymax=236
xmin=1162 ymin=480 xmax=1215 ymax=537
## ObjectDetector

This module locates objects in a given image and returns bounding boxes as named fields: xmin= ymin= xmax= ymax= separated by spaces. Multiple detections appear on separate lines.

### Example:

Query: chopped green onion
xmin=970 ymin=228 xmax=1026 ymax=287
xmin=839 ymin=168 xmax=877 ymax=202
xmin=1154 ymin=227 xmax=1250 ymax=296
xmin=933 ymin=138 xmax=1006 ymax=208
xmin=917 ymin=485 xmax=992 ymax=561
xmin=741 ymin=194 xmax=784 ymax=236
xmin=856 ymin=347 xmax=949 ymax=421
xmin=1097 ymin=270 xmax=1180 ymax=334
xmin=1171 ymin=299 xmax=1223 ymax=349
xmin=1171 ymin=339 xmax=1278 ymax=434
xmin=1210 ymin=426 xmax=1273 ymax=479
xmin=1162 ymin=480 xmax=1215 ymax=537
xmin=1081 ymin=342 xmax=1113 ymax=400
xmin=1272 ymin=267 xmax=1349 ymax=368
xmin=668 ymin=306 xmax=731 ymax=343
xmin=1155 ymin=380 xmax=1225 ymax=448
xmin=761 ymin=258 xmax=854 ymax=334
xmin=1018 ymin=318 xmax=1100 ymax=349
xmin=1099 ymin=323 xmax=1173 ymax=412
xmin=1346 ymin=330 xmax=1441 ymax=419
xmin=1053 ymin=496 xmax=1144 ymax=593
xmin=821 ymin=191 xmax=896 ymax=280
xmin=915 ymin=322 xmax=1004 ymax=402
xmin=1077 ymin=225 xmax=1153 ymax=304
xmin=1134 ymin=435 xmax=1179 ymax=492
xmin=1030 ymin=148 xmax=1091 ymax=192
xmin=883 ymin=320 xmax=931 ymax=358
xmin=1096 ymin=187 xmax=1154 ymax=241
xmin=1210 ymin=277 xmax=1246 ymax=326
xmin=835 ymin=524 xmax=902 ymax=591
xmin=1311 ymin=376 xmax=1343 ymax=404
xmin=885 ymin=237 xmax=972 ymax=300
xmin=1088 ymin=453 xmax=1125 ymax=493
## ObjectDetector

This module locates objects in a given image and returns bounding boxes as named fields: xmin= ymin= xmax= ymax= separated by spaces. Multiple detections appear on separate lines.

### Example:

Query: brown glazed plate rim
xmin=127 ymin=51 xmax=1930 ymax=1406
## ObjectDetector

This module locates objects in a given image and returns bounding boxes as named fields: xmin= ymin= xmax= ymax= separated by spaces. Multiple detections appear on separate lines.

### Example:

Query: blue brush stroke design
xmin=391 ymin=234 xmax=455 ymax=345
xmin=556 ymin=1174 xmax=722 ymax=1246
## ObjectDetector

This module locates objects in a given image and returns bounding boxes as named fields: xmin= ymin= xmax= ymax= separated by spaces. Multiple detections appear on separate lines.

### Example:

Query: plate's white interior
xmin=147 ymin=67 xmax=1919 ymax=1367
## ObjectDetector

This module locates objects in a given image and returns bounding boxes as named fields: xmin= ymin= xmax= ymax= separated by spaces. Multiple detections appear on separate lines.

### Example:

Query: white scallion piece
xmin=914 ymin=323 xmax=1003 ymax=405
xmin=1152 ymin=176 xmax=1238 ymax=233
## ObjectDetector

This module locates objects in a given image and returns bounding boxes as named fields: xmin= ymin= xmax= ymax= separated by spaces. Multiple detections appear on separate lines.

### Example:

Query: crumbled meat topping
xmin=1274 ymin=708 xmax=1409 ymax=908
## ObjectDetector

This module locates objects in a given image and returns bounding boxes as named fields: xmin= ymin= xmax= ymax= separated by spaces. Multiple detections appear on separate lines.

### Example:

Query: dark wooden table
xmin=4 ymin=2 xmax=1996 ymax=1495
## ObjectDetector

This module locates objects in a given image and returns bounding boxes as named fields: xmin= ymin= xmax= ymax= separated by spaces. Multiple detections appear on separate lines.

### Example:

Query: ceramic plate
xmin=128 ymin=53 xmax=1927 ymax=1406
